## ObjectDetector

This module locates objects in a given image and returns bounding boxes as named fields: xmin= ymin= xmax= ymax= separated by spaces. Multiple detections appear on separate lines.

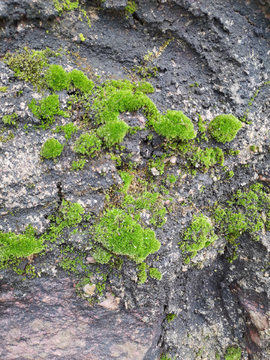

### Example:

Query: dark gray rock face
xmin=0 ymin=0 xmax=270 ymax=359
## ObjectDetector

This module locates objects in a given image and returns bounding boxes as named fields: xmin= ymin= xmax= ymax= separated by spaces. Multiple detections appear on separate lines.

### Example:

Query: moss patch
xmin=40 ymin=138 xmax=64 ymax=159
xmin=73 ymin=132 xmax=102 ymax=156
xmin=224 ymin=346 xmax=242 ymax=360
xmin=209 ymin=114 xmax=242 ymax=143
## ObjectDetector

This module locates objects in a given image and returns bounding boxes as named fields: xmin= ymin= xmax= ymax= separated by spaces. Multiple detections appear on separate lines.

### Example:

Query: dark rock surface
xmin=0 ymin=0 xmax=270 ymax=359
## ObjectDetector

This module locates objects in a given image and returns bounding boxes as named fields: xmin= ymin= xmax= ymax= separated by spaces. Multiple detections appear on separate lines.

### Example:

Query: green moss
xmin=168 ymin=174 xmax=177 ymax=184
xmin=119 ymin=171 xmax=134 ymax=193
xmin=79 ymin=33 xmax=86 ymax=42
xmin=224 ymin=346 xmax=242 ymax=360
xmin=215 ymin=350 xmax=221 ymax=359
xmin=227 ymin=170 xmax=234 ymax=179
xmin=71 ymin=159 xmax=86 ymax=171
xmin=189 ymin=147 xmax=224 ymax=172
xmin=96 ymin=119 xmax=129 ymax=147
xmin=160 ymin=355 xmax=171 ymax=360
xmin=149 ymin=267 xmax=162 ymax=280
xmin=92 ymin=247 xmax=112 ymax=264
xmin=56 ymin=123 xmax=78 ymax=140
xmin=0 ymin=86 xmax=8 ymax=92
xmin=137 ymin=262 xmax=147 ymax=284
xmin=209 ymin=115 xmax=242 ymax=143
xmin=40 ymin=138 xmax=64 ymax=159
xmin=154 ymin=110 xmax=196 ymax=141
xmin=52 ymin=0 xmax=79 ymax=15
xmin=167 ymin=313 xmax=177 ymax=323
xmin=92 ymin=208 xmax=160 ymax=263
xmin=180 ymin=214 xmax=218 ymax=258
xmin=29 ymin=94 xmax=68 ymax=128
xmin=4 ymin=47 xmax=61 ymax=91
xmin=68 ymin=69 xmax=94 ymax=93
xmin=0 ymin=225 xmax=44 ymax=266
xmin=45 ymin=64 xmax=70 ymax=92
xmin=2 ymin=113 xmax=18 ymax=125
xmin=56 ymin=200 xmax=84 ymax=227
xmin=125 ymin=1 xmax=137 ymax=18
xmin=73 ymin=132 xmax=102 ymax=156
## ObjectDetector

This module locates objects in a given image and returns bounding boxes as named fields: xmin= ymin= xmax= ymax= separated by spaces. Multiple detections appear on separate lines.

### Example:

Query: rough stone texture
xmin=0 ymin=277 xmax=163 ymax=360
xmin=0 ymin=0 xmax=270 ymax=359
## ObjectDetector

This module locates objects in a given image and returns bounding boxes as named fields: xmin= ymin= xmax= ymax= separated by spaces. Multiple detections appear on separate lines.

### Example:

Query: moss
xmin=4 ymin=47 xmax=61 ymax=91
xmin=209 ymin=114 xmax=242 ymax=143
xmin=227 ymin=170 xmax=234 ymax=179
xmin=45 ymin=64 xmax=70 ymax=92
xmin=189 ymin=147 xmax=224 ymax=172
xmin=56 ymin=200 xmax=84 ymax=227
xmin=125 ymin=1 xmax=137 ymax=18
xmin=52 ymin=0 xmax=79 ymax=15
xmin=0 ymin=86 xmax=8 ymax=92
xmin=167 ymin=313 xmax=177 ymax=323
xmin=55 ymin=123 xmax=78 ymax=140
xmin=68 ymin=69 xmax=94 ymax=93
xmin=137 ymin=262 xmax=147 ymax=284
xmin=154 ymin=110 xmax=196 ymax=141
xmin=0 ymin=225 xmax=44 ymax=266
xmin=71 ymin=159 xmax=86 ymax=171
xmin=97 ymin=119 xmax=129 ymax=147
xmin=2 ymin=113 xmax=18 ymax=125
xmin=79 ymin=33 xmax=86 ymax=42
xmin=149 ymin=267 xmax=162 ymax=280
xmin=73 ymin=132 xmax=102 ymax=156
xmin=92 ymin=247 xmax=112 ymax=264
xmin=119 ymin=171 xmax=134 ymax=193
xmin=40 ymin=138 xmax=64 ymax=159
xmin=92 ymin=208 xmax=160 ymax=263
xmin=180 ymin=214 xmax=218 ymax=258
xmin=168 ymin=174 xmax=177 ymax=184
xmin=224 ymin=346 xmax=242 ymax=360
xmin=29 ymin=94 xmax=68 ymax=128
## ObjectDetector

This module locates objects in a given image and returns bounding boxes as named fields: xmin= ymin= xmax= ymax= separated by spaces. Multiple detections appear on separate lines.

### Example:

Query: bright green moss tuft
xmin=190 ymin=147 xmax=224 ymax=172
xmin=125 ymin=1 xmax=137 ymax=18
xmin=180 ymin=214 xmax=218 ymax=258
xmin=92 ymin=247 xmax=112 ymax=264
xmin=68 ymin=69 xmax=94 ymax=93
xmin=137 ymin=262 xmax=147 ymax=284
xmin=149 ymin=267 xmax=162 ymax=280
xmin=0 ymin=225 xmax=44 ymax=265
xmin=56 ymin=200 xmax=84 ymax=227
xmin=154 ymin=110 xmax=196 ymax=141
xmin=79 ymin=33 xmax=86 ymax=42
xmin=224 ymin=346 xmax=242 ymax=360
xmin=119 ymin=171 xmax=134 ymax=193
xmin=40 ymin=138 xmax=64 ymax=159
xmin=73 ymin=132 xmax=102 ymax=156
xmin=45 ymin=64 xmax=70 ymax=91
xmin=167 ymin=313 xmax=177 ymax=323
xmin=97 ymin=119 xmax=129 ymax=147
xmin=56 ymin=123 xmax=78 ymax=140
xmin=2 ymin=113 xmax=18 ymax=125
xmin=0 ymin=86 xmax=8 ymax=92
xmin=29 ymin=94 xmax=68 ymax=128
xmin=92 ymin=208 xmax=160 ymax=263
xmin=71 ymin=159 xmax=86 ymax=171
xmin=209 ymin=114 xmax=242 ymax=143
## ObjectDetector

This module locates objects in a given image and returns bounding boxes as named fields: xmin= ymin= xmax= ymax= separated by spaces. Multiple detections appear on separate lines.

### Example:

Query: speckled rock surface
xmin=0 ymin=0 xmax=270 ymax=359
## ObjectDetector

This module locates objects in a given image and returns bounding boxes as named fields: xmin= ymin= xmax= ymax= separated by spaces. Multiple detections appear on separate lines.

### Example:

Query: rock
xmin=101 ymin=0 xmax=128 ymax=11
xmin=170 ymin=156 xmax=177 ymax=164
xmin=151 ymin=168 xmax=160 ymax=176
xmin=83 ymin=284 xmax=96 ymax=296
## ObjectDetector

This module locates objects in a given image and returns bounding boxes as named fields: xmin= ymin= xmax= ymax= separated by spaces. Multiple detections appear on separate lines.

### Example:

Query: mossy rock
xmin=73 ymin=133 xmax=102 ymax=156
xmin=209 ymin=114 xmax=242 ymax=143
xmin=40 ymin=138 xmax=64 ymax=159
xmin=92 ymin=208 xmax=160 ymax=263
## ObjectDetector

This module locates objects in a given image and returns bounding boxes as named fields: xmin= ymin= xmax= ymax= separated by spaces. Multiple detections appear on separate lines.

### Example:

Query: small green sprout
xmin=79 ymin=33 xmax=86 ymax=42
xmin=167 ymin=313 xmax=177 ymax=323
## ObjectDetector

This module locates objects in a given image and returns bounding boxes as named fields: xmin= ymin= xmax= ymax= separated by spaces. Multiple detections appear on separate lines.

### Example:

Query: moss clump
xmin=0 ymin=225 xmax=44 ymax=266
xmin=119 ymin=171 xmax=134 ymax=193
xmin=189 ymin=147 xmax=224 ymax=172
xmin=92 ymin=208 xmax=160 ymax=263
xmin=227 ymin=170 xmax=234 ymax=179
xmin=40 ymin=138 xmax=64 ymax=159
xmin=56 ymin=200 xmax=84 ymax=227
xmin=52 ymin=0 xmax=79 ymax=15
xmin=71 ymin=159 xmax=86 ymax=171
xmin=29 ymin=94 xmax=68 ymax=128
xmin=149 ymin=267 xmax=162 ymax=280
xmin=2 ymin=113 xmax=18 ymax=125
xmin=97 ymin=119 xmax=129 ymax=147
xmin=4 ymin=47 xmax=60 ymax=91
xmin=92 ymin=247 xmax=112 ymax=264
xmin=79 ymin=33 xmax=86 ymax=42
xmin=0 ymin=86 xmax=8 ymax=92
xmin=154 ymin=110 xmax=196 ymax=141
xmin=166 ymin=313 xmax=177 ymax=323
xmin=125 ymin=1 xmax=137 ymax=18
xmin=224 ymin=346 xmax=242 ymax=360
xmin=137 ymin=262 xmax=147 ymax=284
xmin=73 ymin=132 xmax=102 ymax=156
xmin=68 ymin=69 xmax=94 ymax=93
xmin=45 ymin=64 xmax=70 ymax=92
xmin=55 ymin=123 xmax=78 ymax=140
xmin=180 ymin=214 xmax=218 ymax=258
xmin=209 ymin=114 xmax=242 ymax=143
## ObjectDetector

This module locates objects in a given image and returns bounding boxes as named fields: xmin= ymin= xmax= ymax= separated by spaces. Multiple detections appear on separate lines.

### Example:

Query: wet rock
xmin=101 ymin=0 xmax=128 ymax=11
